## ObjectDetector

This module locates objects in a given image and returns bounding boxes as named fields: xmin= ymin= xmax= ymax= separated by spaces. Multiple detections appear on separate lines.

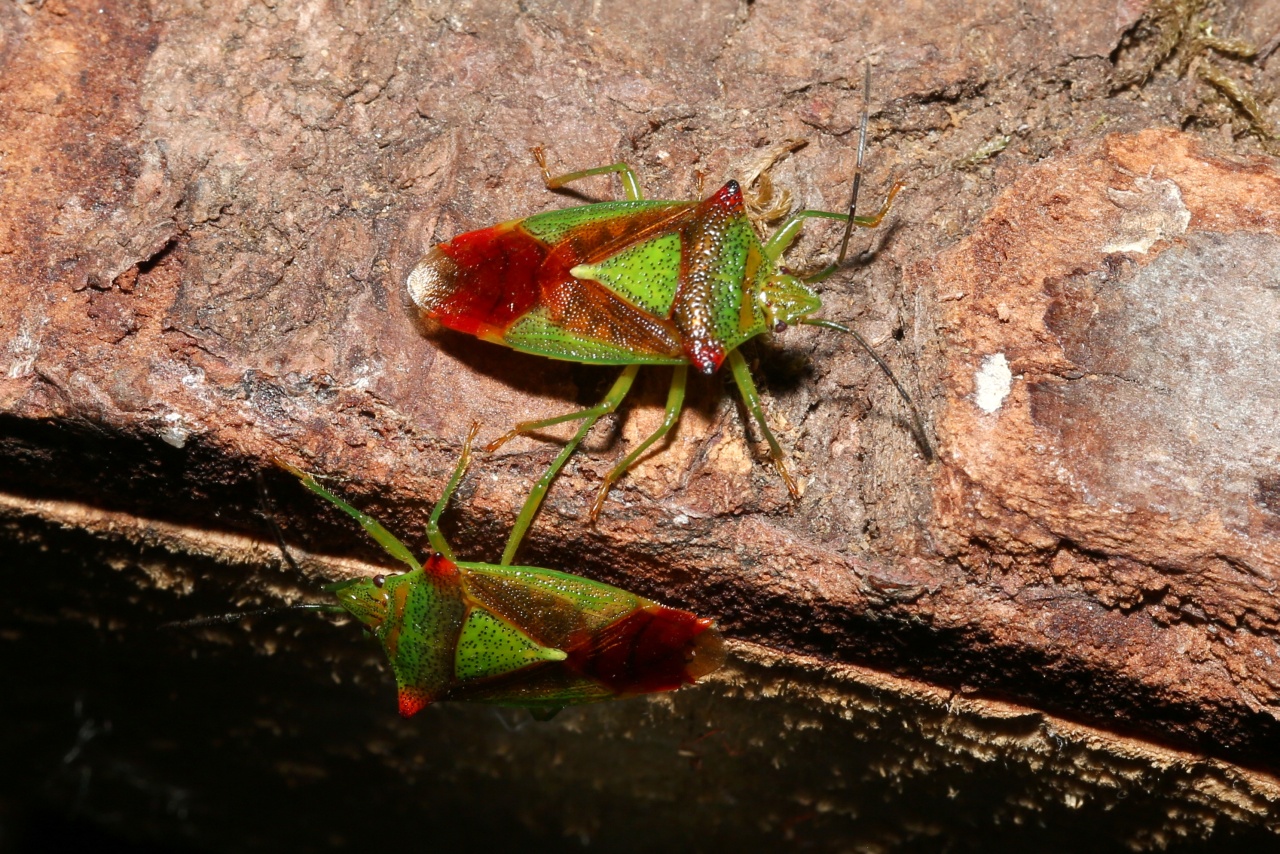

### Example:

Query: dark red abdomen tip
xmin=407 ymin=223 xmax=548 ymax=336
xmin=568 ymin=606 xmax=724 ymax=695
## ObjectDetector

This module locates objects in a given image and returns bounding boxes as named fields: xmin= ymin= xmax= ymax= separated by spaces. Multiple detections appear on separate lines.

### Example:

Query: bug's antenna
xmin=834 ymin=61 xmax=873 ymax=267
xmin=160 ymin=603 xmax=339 ymax=631
xmin=805 ymin=61 xmax=932 ymax=460
xmin=162 ymin=472 xmax=346 ymax=631
xmin=804 ymin=317 xmax=934 ymax=461
xmin=257 ymin=470 xmax=305 ymax=574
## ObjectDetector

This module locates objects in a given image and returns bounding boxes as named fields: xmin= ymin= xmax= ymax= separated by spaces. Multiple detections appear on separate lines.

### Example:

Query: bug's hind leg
xmin=531 ymin=147 xmax=645 ymax=201
xmin=589 ymin=365 xmax=688 ymax=522
xmin=498 ymin=365 xmax=641 ymax=565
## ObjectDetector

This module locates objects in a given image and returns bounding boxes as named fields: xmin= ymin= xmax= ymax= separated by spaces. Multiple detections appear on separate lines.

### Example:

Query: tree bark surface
xmin=3 ymin=0 xmax=1280 ymax=848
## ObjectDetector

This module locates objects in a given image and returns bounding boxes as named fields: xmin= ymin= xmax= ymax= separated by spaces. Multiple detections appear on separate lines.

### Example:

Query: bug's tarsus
xmin=531 ymin=146 xmax=554 ymax=187
xmin=484 ymin=427 xmax=520 ymax=454
xmin=772 ymin=458 xmax=801 ymax=499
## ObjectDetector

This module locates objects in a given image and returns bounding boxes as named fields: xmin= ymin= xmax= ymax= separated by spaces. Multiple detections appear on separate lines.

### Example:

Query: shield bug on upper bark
xmin=409 ymin=66 xmax=931 ymax=565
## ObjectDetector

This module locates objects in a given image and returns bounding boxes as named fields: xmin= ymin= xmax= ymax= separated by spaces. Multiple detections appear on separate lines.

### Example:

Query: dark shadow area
xmin=3 ymin=516 xmax=1277 ymax=853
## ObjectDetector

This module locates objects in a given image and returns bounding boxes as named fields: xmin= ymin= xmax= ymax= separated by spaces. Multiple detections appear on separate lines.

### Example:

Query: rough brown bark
xmin=3 ymin=0 xmax=1280 ymax=848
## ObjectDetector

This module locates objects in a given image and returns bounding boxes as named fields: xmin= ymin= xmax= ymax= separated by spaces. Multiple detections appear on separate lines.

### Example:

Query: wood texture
xmin=2 ymin=0 xmax=1279 ymax=847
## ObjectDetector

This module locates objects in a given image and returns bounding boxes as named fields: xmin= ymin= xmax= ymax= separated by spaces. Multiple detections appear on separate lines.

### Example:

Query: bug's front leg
xmin=425 ymin=422 xmax=480 ymax=561
xmin=727 ymin=349 xmax=800 ymax=499
xmin=762 ymin=182 xmax=903 ymax=283
xmin=531 ymin=146 xmax=646 ymax=201
xmin=279 ymin=461 xmax=425 ymax=573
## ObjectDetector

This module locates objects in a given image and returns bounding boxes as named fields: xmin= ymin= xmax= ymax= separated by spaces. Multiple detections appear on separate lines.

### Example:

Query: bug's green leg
xmin=763 ymin=209 xmax=843 ymax=262
xmin=761 ymin=183 xmax=903 ymax=276
xmin=589 ymin=365 xmax=688 ymax=522
xmin=486 ymin=400 xmax=626 ymax=453
xmin=425 ymin=422 xmax=481 ymax=561
xmin=727 ymin=349 xmax=800 ymax=499
xmin=500 ymin=365 xmax=641 ymax=565
xmin=805 ymin=182 xmax=904 ymax=284
xmin=532 ymin=146 xmax=644 ymax=201
xmin=484 ymin=364 xmax=640 ymax=453
xmin=278 ymin=461 xmax=424 ymax=573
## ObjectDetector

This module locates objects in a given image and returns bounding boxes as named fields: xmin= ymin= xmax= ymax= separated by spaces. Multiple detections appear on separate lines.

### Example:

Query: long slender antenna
xmin=804 ymin=318 xmax=933 ymax=460
xmin=160 ymin=603 xmax=339 ymax=631
xmin=834 ymin=61 xmax=873 ymax=267
xmin=257 ymin=471 xmax=304 ymax=574
xmin=795 ymin=63 xmax=930 ymax=459
xmin=162 ymin=473 xmax=345 ymax=631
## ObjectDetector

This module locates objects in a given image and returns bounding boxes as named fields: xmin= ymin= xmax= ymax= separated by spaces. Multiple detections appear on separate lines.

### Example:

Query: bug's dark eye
xmin=774 ymin=321 xmax=788 ymax=333
xmin=372 ymin=574 xmax=386 ymax=588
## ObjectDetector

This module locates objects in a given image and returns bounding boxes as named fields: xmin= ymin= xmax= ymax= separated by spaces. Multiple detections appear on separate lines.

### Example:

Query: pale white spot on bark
xmin=974 ymin=353 xmax=1012 ymax=414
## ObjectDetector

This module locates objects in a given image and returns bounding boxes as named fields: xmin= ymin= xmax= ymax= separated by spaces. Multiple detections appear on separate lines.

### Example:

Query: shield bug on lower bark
xmin=278 ymin=426 xmax=724 ymax=718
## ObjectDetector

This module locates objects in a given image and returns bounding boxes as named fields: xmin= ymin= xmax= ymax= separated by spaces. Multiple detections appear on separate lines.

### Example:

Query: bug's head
xmin=758 ymin=273 xmax=822 ymax=331
xmin=326 ymin=572 xmax=395 ymax=630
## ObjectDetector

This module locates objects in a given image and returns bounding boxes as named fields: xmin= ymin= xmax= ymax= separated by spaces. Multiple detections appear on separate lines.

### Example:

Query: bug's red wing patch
xmin=564 ymin=605 xmax=722 ymax=695
xmin=409 ymin=222 xmax=546 ymax=339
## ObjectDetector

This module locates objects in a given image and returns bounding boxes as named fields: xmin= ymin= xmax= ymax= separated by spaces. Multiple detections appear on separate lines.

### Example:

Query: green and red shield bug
xmin=276 ymin=425 xmax=724 ymax=718
xmin=409 ymin=66 xmax=931 ymax=565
